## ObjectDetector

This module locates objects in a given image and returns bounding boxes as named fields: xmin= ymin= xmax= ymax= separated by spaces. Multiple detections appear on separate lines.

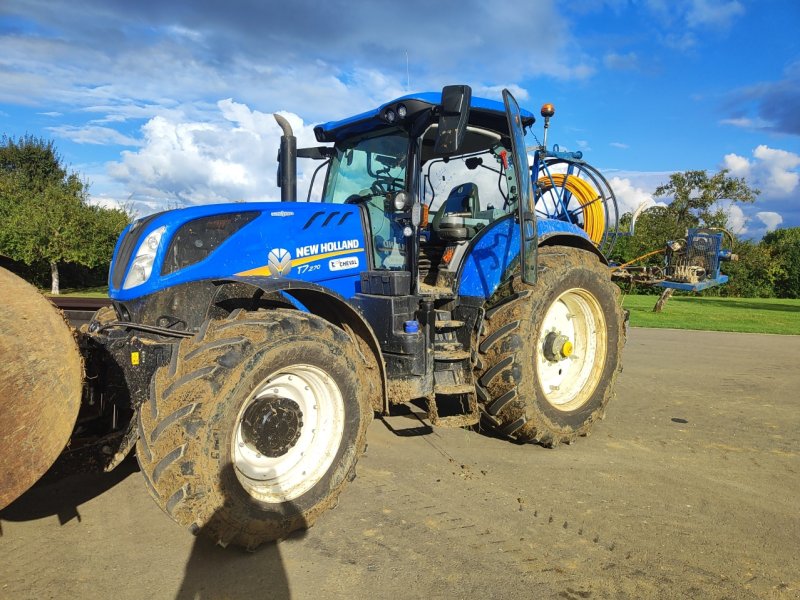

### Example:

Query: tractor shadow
xmin=175 ymin=464 xmax=304 ymax=600
xmin=379 ymin=402 xmax=524 ymax=446
xmin=0 ymin=449 xmax=139 ymax=528
xmin=379 ymin=402 xmax=434 ymax=437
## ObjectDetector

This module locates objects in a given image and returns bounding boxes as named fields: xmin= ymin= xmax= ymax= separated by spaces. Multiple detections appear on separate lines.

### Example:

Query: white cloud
xmin=0 ymin=0 xmax=592 ymax=130
xmin=723 ymin=145 xmax=800 ymax=197
xmin=753 ymin=145 xmax=800 ymax=195
xmin=686 ymin=0 xmax=744 ymax=28
xmin=105 ymin=100 xmax=321 ymax=210
xmin=722 ymin=152 xmax=750 ymax=177
xmin=610 ymin=142 xmax=629 ymax=149
xmin=719 ymin=116 xmax=771 ymax=130
xmin=608 ymin=176 xmax=658 ymax=216
xmin=474 ymin=85 xmax=529 ymax=101
xmin=712 ymin=202 xmax=787 ymax=239
xmin=723 ymin=202 xmax=748 ymax=235
xmin=47 ymin=124 xmax=142 ymax=146
xmin=756 ymin=211 xmax=783 ymax=232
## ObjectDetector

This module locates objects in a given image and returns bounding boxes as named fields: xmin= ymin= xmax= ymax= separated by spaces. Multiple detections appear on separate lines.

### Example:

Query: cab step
xmin=434 ymin=319 xmax=465 ymax=332
xmin=434 ymin=349 xmax=471 ymax=362
xmin=435 ymin=383 xmax=475 ymax=396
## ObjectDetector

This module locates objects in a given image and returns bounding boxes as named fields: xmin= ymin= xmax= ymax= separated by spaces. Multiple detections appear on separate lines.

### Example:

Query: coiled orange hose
xmin=536 ymin=174 xmax=605 ymax=244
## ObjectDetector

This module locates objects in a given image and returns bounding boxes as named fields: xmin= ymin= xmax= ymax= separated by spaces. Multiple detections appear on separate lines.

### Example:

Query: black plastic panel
xmin=161 ymin=212 xmax=259 ymax=276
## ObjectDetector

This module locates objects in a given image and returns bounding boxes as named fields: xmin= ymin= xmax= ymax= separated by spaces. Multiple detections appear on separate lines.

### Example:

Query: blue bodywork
xmin=458 ymin=217 xmax=590 ymax=298
xmin=109 ymin=202 xmax=367 ymax=302
xmin=110 ymin=204 xmax=590 ymax=303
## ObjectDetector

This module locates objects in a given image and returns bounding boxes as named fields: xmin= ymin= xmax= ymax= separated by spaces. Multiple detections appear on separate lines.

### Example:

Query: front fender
xmin=225 ymin=277 xmax=389 ymax=413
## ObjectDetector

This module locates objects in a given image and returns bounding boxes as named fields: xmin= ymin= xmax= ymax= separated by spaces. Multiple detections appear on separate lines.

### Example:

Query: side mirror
xmin=434 ymin=85 xmax=471 ymax=155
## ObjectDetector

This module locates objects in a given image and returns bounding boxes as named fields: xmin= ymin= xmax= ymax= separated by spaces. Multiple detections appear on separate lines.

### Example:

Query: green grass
xmin=45 ymin=286 xmax=109 ymax=298
xmin=41 ymin=286 xmax=800 ymax=335
xmin=621 ymin=294 xmax=800 ymax=335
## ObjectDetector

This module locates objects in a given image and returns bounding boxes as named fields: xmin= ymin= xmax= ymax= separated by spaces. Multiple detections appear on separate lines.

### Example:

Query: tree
xmin=762 ymin=227 xmax=800 ymax=299
xmin=718 ymin=239 xmax=782 ymax=298
xmin=0 ymin=134 xmax=68 ymax=192
xmin=0 ymin=135 xmax=130 ymax=294
xmin=653 ymin=169 xmax=758 ymax=230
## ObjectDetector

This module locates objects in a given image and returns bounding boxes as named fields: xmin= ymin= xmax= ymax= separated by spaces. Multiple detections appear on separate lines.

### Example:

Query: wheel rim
xmin=535 ymin=288 xmax=607 ymax=411
xmin=232 ymin=364 xmax=345 ymax=503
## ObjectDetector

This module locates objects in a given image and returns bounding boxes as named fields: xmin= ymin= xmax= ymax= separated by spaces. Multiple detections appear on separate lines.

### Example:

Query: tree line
xmin=1 ymin=135 xmax=798 ymax=299
xmin=0 ymin=135 xmax=130 ymax=294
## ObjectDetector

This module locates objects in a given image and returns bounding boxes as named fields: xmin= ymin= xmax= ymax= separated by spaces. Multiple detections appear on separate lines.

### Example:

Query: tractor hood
xmin=109 ymin=202 xmax=367 ymax=302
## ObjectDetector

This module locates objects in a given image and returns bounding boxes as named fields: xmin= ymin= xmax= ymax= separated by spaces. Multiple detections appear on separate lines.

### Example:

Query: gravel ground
xmin=1 ymin=327 xmax=798 ymax=599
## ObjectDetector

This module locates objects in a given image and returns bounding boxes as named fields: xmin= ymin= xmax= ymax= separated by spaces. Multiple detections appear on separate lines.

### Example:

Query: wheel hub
xmin=543 ymin=331 xmax=573 ymax=362
xmin=240 ymin=396 xmax=304 ymax=458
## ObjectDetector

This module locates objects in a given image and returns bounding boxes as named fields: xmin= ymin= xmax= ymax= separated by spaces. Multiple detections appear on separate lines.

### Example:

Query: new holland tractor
xmin=0 ymin=87 xmax=626 ymax=549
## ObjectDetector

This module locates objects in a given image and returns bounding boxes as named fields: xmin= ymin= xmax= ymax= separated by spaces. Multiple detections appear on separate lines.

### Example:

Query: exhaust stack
xmin=274 ymin=114 xmax=297 ymax=202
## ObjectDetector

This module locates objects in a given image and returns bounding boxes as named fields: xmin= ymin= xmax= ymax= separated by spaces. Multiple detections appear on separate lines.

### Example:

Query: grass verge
xmin=621 ymin=294 xmax=800 ymax=335
xmin=45 ymin=286 xmax=109 ymax=298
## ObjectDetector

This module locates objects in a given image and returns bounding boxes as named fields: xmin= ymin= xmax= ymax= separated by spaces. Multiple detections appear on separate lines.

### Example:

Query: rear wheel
xmin=476 ymin=246 xmax=624 ymax=446
xmin=136 ymin=309 xmax=374 ymax=549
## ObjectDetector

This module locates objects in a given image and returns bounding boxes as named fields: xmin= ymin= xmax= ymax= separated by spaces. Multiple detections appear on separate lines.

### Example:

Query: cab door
xmin=502 ymin=89 xmax=537 ymax=284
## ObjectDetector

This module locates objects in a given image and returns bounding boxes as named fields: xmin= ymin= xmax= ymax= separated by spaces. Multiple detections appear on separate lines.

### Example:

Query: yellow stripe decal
xmin=235 ymin=248 xmax=364 ymax=277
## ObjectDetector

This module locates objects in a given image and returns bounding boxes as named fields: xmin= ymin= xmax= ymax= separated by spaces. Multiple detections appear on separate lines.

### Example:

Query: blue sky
xmin=1 ymin=0 xmax=798 ymax=238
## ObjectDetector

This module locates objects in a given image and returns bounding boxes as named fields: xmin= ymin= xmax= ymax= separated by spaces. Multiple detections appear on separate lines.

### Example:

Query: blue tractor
xmin=0 ymin=87 xmax=626 ymax=548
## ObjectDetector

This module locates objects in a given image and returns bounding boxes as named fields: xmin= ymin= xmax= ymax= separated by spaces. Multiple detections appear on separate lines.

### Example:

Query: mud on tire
xmin=136 ymin=309 xmax=374 ymax=549
xmin=476 ymin=246 xmax=625 ymax=447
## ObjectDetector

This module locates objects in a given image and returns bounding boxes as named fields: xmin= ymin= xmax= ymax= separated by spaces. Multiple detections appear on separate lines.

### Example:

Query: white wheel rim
xmin=232 ymin=364 xmax=345 ymax=503
xmin=536 ymin=288 xmax=607 ymax=411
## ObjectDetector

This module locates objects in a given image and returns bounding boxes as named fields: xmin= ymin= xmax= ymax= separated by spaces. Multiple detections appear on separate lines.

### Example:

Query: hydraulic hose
xmin=610 ymin=248 xmax=665 ymax=271
xmin=536 ymin=173 xmax=606 ymax=244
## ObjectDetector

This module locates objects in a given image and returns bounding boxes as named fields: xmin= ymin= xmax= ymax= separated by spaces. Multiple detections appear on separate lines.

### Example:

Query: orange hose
xmin=536 ymin=174 xmax=605 ymax=244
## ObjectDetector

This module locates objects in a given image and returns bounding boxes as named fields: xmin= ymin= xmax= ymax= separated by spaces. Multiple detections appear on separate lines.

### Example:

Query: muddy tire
xmin=136 ymin=309 xmax=373 ymax=549
xmin=476 ymin=246 xmax=624 ymax=446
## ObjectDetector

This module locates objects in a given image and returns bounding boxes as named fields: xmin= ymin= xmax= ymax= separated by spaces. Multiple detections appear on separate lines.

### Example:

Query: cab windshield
xmin=323 ymin=130 xmax=408 ymax=203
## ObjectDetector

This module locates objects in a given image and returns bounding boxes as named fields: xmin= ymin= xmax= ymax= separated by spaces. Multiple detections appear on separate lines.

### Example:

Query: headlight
xmin=393 ymin=191 xmax=410 ymax=211
xmin=122 ymin=226 xmax=166 ymax=289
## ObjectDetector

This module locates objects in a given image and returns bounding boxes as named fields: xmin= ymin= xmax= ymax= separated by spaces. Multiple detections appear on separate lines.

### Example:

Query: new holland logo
xmin=267 ymin=248 xmax=292 ymax=278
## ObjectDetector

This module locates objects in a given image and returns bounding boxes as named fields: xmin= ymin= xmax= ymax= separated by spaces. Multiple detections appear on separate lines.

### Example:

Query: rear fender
xmin=457 ymin=216 xmax=606 ymax=299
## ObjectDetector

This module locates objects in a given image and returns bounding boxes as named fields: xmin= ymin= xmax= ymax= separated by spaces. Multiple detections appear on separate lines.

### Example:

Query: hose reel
xmin=533 ymin=156 xmax=620 ymax=255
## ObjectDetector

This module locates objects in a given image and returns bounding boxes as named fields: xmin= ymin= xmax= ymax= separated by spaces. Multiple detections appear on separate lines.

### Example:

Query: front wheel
xmin=476 ymin=246 xmax=625 ymax=446
xmin=136 ymin=309 xmax=374 ymax=549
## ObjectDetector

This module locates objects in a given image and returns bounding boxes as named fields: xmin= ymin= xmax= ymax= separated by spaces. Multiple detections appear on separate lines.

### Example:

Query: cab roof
xmin=314 ymin=91 xmax=536 ymax=144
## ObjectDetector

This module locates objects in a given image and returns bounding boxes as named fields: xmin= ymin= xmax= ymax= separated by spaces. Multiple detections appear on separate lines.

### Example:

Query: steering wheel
xmin=345 ymin=188 xmax=379 ymax=205
xmin=345 ymin=183 xmax=392 ymax=205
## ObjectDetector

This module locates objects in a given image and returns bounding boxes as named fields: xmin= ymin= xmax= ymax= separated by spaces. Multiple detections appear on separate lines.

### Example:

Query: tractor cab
xmin=293 ymin=86 xmax=540 ymax=296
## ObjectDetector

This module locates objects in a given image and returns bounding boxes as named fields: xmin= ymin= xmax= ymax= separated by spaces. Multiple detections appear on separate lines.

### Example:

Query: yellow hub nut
xmin=561 ymin=340 xmax=574 ymax=358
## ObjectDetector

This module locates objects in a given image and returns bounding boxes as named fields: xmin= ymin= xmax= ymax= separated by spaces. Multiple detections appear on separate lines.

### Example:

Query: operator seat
xmin=431 ymin=183 xmax=480 ymax=242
